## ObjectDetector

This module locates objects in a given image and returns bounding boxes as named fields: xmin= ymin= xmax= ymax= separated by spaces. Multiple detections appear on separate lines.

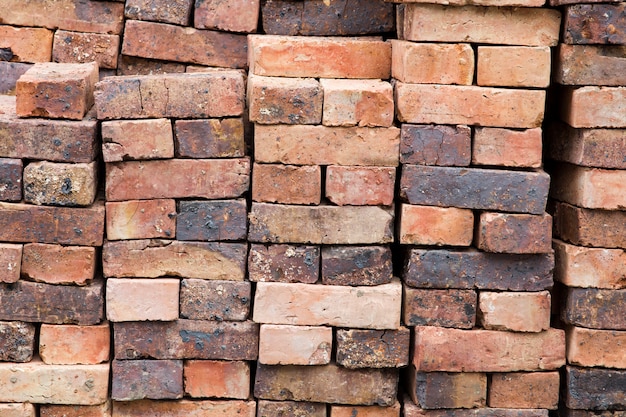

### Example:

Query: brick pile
xmin=547 ymin=0 xmax=626 ymax=414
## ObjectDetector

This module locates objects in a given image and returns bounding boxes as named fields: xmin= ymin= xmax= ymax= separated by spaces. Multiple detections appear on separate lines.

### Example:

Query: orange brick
xmin=39 ymin=322 xmax=110 ymax=365
xmin=550 ymin=163 xmax=626 ymax=210
xmin=0 ymin=25 xmax=53 ymax=63
xmin=567 ymin=326 xmax=626 ymax=369
xmin=0 ymin=243 xmax=22 ymax=283
xmin=252 ymin=163 xmax=322 ymax=205
xmin=23 ymin=161 xmax=98 ymax=207
xmin=184 ymin=360 xmax=250 ymax=399
xmin=112 ymin=399 xmax=256 ymax=417
xmin=477 ymin=213 xmax=552 ymax=254
xmin=0 ymin=403 xmax=36 ymax=417
xmin=472 ymin=127 xmax=542 ymax=168
xmin=320 ymin=79 xmax=394 ymax=127
xmin=399 ymin=204 xmax=474 ymax=246
xmin=194 ymin=0 xmax=260 ymax=32
xmin=40 ymin=402 xmax=111 ymax=417
xmin=326 ymin=166 xmax=395 ymax=206
xmin=21 ymin=243 xmax=96 ymax=285
xmin=561 ymin=86 xmax=626 ymax=128
xmin=106 ymin=278 xmax=179 ymax=322
xmin=53 ymin=31 xmax=120 ymax=69
xmin=489 ymin=372 xmax=559 ymax=409
xmin=259 ymin=324 xmax=332 ymax=365
xmin=478 ymin=291 xmax=551 ymax=332
xmin=102 ymin=119 xmax=174 ymax=162
xmin=331 ymin=402 xmax=400 ymax=417
xmin=477 ymin=46 xmax=550 ymax=88
xmin=106 ymin=199 xmax=176 ymax=240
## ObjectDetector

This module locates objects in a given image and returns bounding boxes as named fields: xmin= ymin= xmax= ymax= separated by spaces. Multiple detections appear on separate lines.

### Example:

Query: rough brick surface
xmin=325 ymin=166 xmax=395 ymax=206
xmin=180 ymin=279 xmax=251 ymax=321
xmin=562 ymin=287 xmax=626 ymax=330
xmin=53 ymin=31 xmax=120 ymax=69
xmin=478 ymin=291 xmax=551 ymax=332
xmin=400 ymin=124 xmax=471 ymax=166
xmin=101 ymin=118 xmax=174 ymax=162
xmin=563 ymin=4 xmax=626 ymax=45
xmin=106 ymin=199 xmax=176 ymax=240
xmin=561 ymin=86 xmax=626 ymax=128
xmin=477 ymin=213 xmax=552 ymax=254
xmin=0 ymin=321 xmax=35 ymax=362
xmin=408 ymin=369 xmax=487 ymax=409
xmin=556 ymin=44 xmax=626 ymax=86
xmin=23 ymin=161 xmax=98 ymax=207
xmin=184 ymin=360 xmax=250 ymax=399
xmin=553 ymin=202 xmax=626 ymax=249
xmin=176 ymin=199 xmax=247 ymax=241
xmin=259 ymin=324 xmax=332 ymax=365
xmin=106 ymin=278 xmax=179 ymax=322
xmin=257 ymin=400 xmax=326 ymax=417
xmin=489 ymin=372 xmax=560 ymax=409
xmin=336 ymin=328 xmax=410 ymax=369
xmin=0 ymin=403 xmax=36 ymax=417
xmin=477 ymin=46 xmax=550 ymax=88
xmin=0 ymin=158 xmax=22 ymax=202
xmin=21 ymin=243 xmax=96 ymax=285
xmin=125 ymin=0 xmax=193 ymax=25
xmin=331 ymin=403 xmax=401 ymax=417
xmin=112 ymin=359 xmax=183 ymax=401
xmin=0 ymin=243 xmax=22 ymax=283
xmin=117 ymin=55 xmax=186 ymax=76
xmin=472 ymin=128 xmax=542 ymax=168
xmin=550 ymin=163 xmax=626 ymax=210
xmin=252 ymin=164 xmax=322 ymax=205
xmin=195 ymin=0 xmax=259 ymax=32
xmin=248 ymin=244 xmax=320 ymax=283
xmin=399 ymin=204 xmax=474 ymax=246
xmin=567 ymin=326 xmax=626 ymax=369
xmin=174 ymin=118 xmax=245 ymax=158
xmin=112 ymin=399 xmax=256 ymax=417
xmin=0 ymin=62 xmax=32 ymax=94
xmin=40 ymin=403 xmax=111 ymax=417
xmin=0 ymin=25 xmax=54 ymax=63
xmin=321 ymin=245 xmax=393 ymax=286
xmin=39 ymin=322 xmax=110 ymax=365
xmin=565 ymin=366 xmax=626 ymax=410
xmin=402 ymin=396 xmax=549 ymax=417
xmin=404 ymin=288 xmax=476 ymax=329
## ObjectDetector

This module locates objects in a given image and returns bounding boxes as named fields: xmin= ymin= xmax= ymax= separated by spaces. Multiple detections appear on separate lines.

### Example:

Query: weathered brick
xmin=550 ymin=163 xmax=626 ymax=210
xmin=180 ymin=279 xmax=251 ymax=321
xmin=568 ymin=326 xmax=626 ymax=369
xmin=252 ymin=164 xmax=322 ymax=205
xmin=561 ymin=86 xmax=626 ymax=128
xmin=395 ymin=83 xmax=545 ymax=128
xmin=0 ymin=403 xmax=36 ymax=417
xmin=125 ymin=0 xmax=193 ymax=25
xmin=0 ymin=158 xmax=22 ymax=202
xmin=112 ymin=359 xmax=183 ymax=401
xmin=195 ymin=0 xmax=259 ymax=32
xmin=257 ymin=400 xmax=326 ymax=417
xmin=408 ymin=368 xmax=487 ymax=409
xmin=114 ymin=320 xmax=259 ymax=360
xmin=102 ymin=118 xmax=174 ymax=162
xmin=391 ymin=40 xmax=474 ymax=85
xmin=556 ymin=44 xmax=626 ymax=86
xmin=174 ymin=118 xmax=245 ymax=158
xmin=248 ymin=35 xmax=391 ymax=79
xmin=404 ymin=288 xmax=476 ymax=329
xmin=249 ymin=203 xmax=394 ymax=244
xmin=395 ymin=0 xmax=545 ymax=6
xmin=326 ymin=166 xmax=395 ymax=206
xmin=400 ymin=124 xmax=471 ymax=167
xmin=53 ymin=31 xmax=120 ymax=69
xmin=253 ymin=280 xmax=401 ymax=329
xmin=39 ymin=322 xmax=110 ymax=365
xmin=0 ymin=62 xmax=32 ymax=94
xmin=562 ymin=287 xmax=626 ymax=330
xmin=0 ymin=321 xmax=35 ymax=362
xmin=331 ymin=403 xmax=400 ymax=417
xmin=255 ymin=124 xmax=400 ymax=166
xmin=254 ymin=363 xmax=398 ymax=406
xmin=412 ymin=326 xmax=565 ymax=372
xmin=553 ymin=202 xmax=626 ymax=249
xmin=472 ymin=128 xmax=542 ymax=168
xmin=563 ymin=4 xmax=626 ymax=45
xmin=563 ymin=411 xmax=626 ymax=417
xmin=184 ymin=360 xmax=250 ymax=399
xmin=112 ymin=399 xmax=256 ymax=417
xmin=477 ymin=46 xmax=550 ymax=88
xmin=399 ymin=204 xmax=474 ymax=246
xmin=565 ymin=366 xmax=626 ymax=410
xmin=402 ymin=394 xmax=549 ymax=417
xmin=176 ymin=199 xmax=247 ymax=241
xmin=21 ymin=243 xmax=96 ymax=285
xmin=336 ymin=328 xmax=409 ymax=369
xmin=40 ymin=403 xmax=111 ymax=417
xmin=489 ymin=372 xmax=559 ymax=409
xmin=477 ymin=213 xmax=552 ymax=254
xmin=248 ymin=244 xmax=320 ymax=283
xmin=0 ymin=25 xmax=53 ymax=63
xmin=478 ymin=291 xmax=551 ymax=332
xmin=321 ymin=78 xmax=393 ymax=127
xmin=117 ymin=55 xmax=187 ymax=76
xmin=106 ymin=199 xmax=176 ymax=240
xmin=106 ymin=278 xmax=179 ymax=322
xmin=259 ymin=324 xmax=332 ymax=365
xmin=321 ymin=245 xmax=393 ymax=286
xmin=23 ymin=161 xmax=97 ymax=207
xmin=0 ymin=243 xmax=22 ymax=283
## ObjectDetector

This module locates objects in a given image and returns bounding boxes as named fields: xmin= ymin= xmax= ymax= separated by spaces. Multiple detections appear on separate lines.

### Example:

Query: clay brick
xmin=477 ymin=46 xmax=550 ymax=88
xmin=21 ymin=243 xmax=96 ymax=285
xmin=395 ymin=0 xmax=545 ymax=6
xmin=412 ymin=326 xmax=565 ymax=372
xmin=325 ymin=166 xmax=395 ymax=206
xmin=562 ymin=287 xmax=626 ymax=330
xmin=254 ymin=363 xmax=398 ymax=406
xmin=107 ymin=278 xmax=179 ymax=322
xmin=563 ymin=411 xmax=626 ymax=417
xmin=404 ymin=288 xmax=476 ymax=329
xmin=320 ymin=78 xmax=393 ymax=127
xmin=122 ymin=20 xmax=247 ymax=68
xmin=489 ymin=372 xmax=559 ymax=409
xmin=321 ymin=245 xmax=392 ymax=286
xmin=102 ymin=118 xmax=174 ymax=162
xmin=565 ymin=366 xmax=626 ymax=410
xmin=180 ymin=279 xmax=251 ymax=321
xmin=401 ymin=4 xmax=560 ymax=46
xmin=39 ymin=322 xmax=110 ymax=365
xmin=253 ymin=280 xmax=401 ymax=329
xmin=53 ymin=31 xmax=119 ymax=69
xmin=103 ymin=240 xmax=247 ymax=280
xmin=0 ymin=321 xmax=35 ymax=362
xmin=261 ymin=0 xmax=393 ymax=36
xmin=249 ymin=203 xmax=394 ymax=244
xmin=0 ymin=25 xmax=53 ymax=63
xmin=194 ymin=0 xmax=258 ymax=32
xmin=259 ymin=324 xmax=332 ymax=365
xmin=105 ymin=158 xmax=249 ymax=201
xmin=556 ymin=44 xmax=626 ymax=86
xmin=0 ymin=403 xmax=36 ymax=417
xmin=94 ymin=71 xmax=245 ymax=120
xmin=563 ymin=4 xmax=626 ymax=45
xmin=0 ymin=279 xmax=104 ymax=325
xmin=553 ymin=239 xmax=626 ymax=289
xmin=553 ymin=202 xmax=626 ymax=249
xmin=0 ymin=158 xmax=22 ymax=202
xmin=561 ymin=86 xmax=626 ymax=128
xmin=391 ymin=40 xmax=474 ymax=85
xmin=478 ymin=291 xmax=551 ymax=332
xmin=395 ymin=83 xmax=546 ymax=128
xmin=23 ymin=161 xmax=97 ymax=207
xmin=331 ymin=403 xmax=400 ymax=417
xmin=248 ymin=35 xmax=391 ymax=79
xmin=399 ymin=204 xmax=474 ymax=246
xmin=114 ymin=320 xmax=259 ymax=360
xmin=567 ymin=326 xmax=626 ymax=369
xmin=257 ymin=400 xmax=326 ymax=417
xmin=408 ymin=368 xmax=487 ymax=409
xmin=117 ymin=55 xmax=187 ymax=76
xmin=248 ymin=244 xmax=320 ymax=283
xmin=125 ymin=0 xmax=193 ymax=25
xmin=0 ymin=62 xmax=32 ymax=94
xmin=472 ymin=128 xmax=542 ymax=168
xmin=184 ymin=360 xmax=250 ymax=399
xmin=112 ymin=359 xmax=183 ymax=401
xmin=40 ymin=403 xmax=111 ymax=417
xmin=106 ymin=199 xmax=176 ymax=240
xmin=477 ymin=213 xmax=552 ymax=254
xmin=336 ymin=328 xmax=409 ymax=369
xmin=402 ymin=395 xmax=549 ymax=417
xmin=174 ymin=118 xmax=245 ymax=158
xmin=400 ymin=124 xmax=471 ymax=166
xmin=0 ymin=243 xmax=22 ymax=283
xmin=176 ymin=199 xmax=247 ymax=241
xmin=114 ymin=400 xmax=255 ymax=416
xmin=248 ymin=75 xmax=322 ymax=125
xmin=252 ymin=164 xmax=322 ymax=205
xmin=550 ymin=163 xmax=626 ymax=210
xmin=0 ymin=359 xmax=109 ymax=405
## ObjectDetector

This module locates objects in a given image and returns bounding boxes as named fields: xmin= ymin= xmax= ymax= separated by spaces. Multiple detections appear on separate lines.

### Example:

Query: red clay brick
xmin=0 ymin=25 xmax=54 ymax=63
xmin=195 ymin=0 xmax=259 ymax=32
xmin=112 ymin=359 xmax=183 ymax=401
xmin=321 ymin=245 xmax=393 ymax=286
xmin=184 ymin=360 xmax=250 ymax=399
xmin=0 ymin=321 xmax=35 ymax=362
xmin=0 ymin=158 xmax=22 ymax=202
xmin=39 ymin=322 xmax=110 ymax=365
xmin=106 ymin=278 xmax=179 ymax=322
xmin=174 ymin=118 xmax=245 ymax=158
xmin=336 ymin=328 xmax=410 ymax=369
xmin=248 ymin=243 xmax=320 ymax=284
xmin=252 ymin=164 xmax=322 ymax=205
xmin=550 ymin=163 xmax=626 ymax=210
xmin=125 ymin=0 xmax=193 ymax=25
xmin=53 ymin=31 xmax=120 ymax=69
xmin=40 ymin=403 xmax=111 ymax=417
xmin=562 ymin=287 xmax=626 ymax=330
xmin=400 ymin=124 xmax=471 ymax=166
xmin=326 ymin=166 xmax=395 ymax=206
xmin=555 ymin=44 xmax=626 ymax=86
xmin=567 ymin=326 xmax=626 ymax=369
xmin=478 ymin=213 xmax=552 ymax=254
xmin=408 ymin=368 xmax=487 ymax=409
xmin=478 ymin=291 xmax=551 ymax=332
xmin=176 ymin=199 xmax=247 ymax=241
xmin=101 ymin=118 xmax=174 ymax=162
xmin=472 ymin=127 xmax=542 ymax=168
xmin=259 ymin=324 xmax=332 ymax=365
xmin=257 ymin=400 xmax=326 ymax=417
xmin=23 ymin=161 xmax=98 ymax=207
xmin=561 ymin=86 xmax=626 ymax=128
xmin=489 ymin=372 xmax=559 ymax=409
xmin=321 ymin=78 xmax=394 ymax=127
xmin=21 ymin=243 xmax=96 ymax=285
xmin=404 ymin=288 xmax=476 ymax=329
xmin=477 ymin=46 xmax=550 ymax=88
xmin=0 ymin=243 xmax=21 ymax=283
xmin=179 ymin=279 xmax=251 ymax=321
xmin=400 ymin=204 xmax=474 ymax=246
xmin=331 ymin=403 xmax=400 ymax=417
xmin=106 ymin=199 xmax=176 ymax=240
xmin=563 ymin=3 xmax=626 ymax=45
xmin=395 ymin=0 xmax=546 ymax=6
xmin=553 ymin=202 xmax=626 ymax=249
xmin=112 ymin=399 xmax=256 ymax=417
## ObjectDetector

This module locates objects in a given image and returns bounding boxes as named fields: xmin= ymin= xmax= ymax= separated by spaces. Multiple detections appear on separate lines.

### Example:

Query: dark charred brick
xmin=180 ymin=279 xmax=251 ymax=321
xmin=321 ymin=246 xmax=392 ymax=286
xmin=566 ymin=366 xmax=626 ymax=410
xmin=176 ymin=199 xmax=247 ymax=242
xmin=400 ymin=124 xmax=471 ymax=166
xmin=0 ymin=62 xmax=32 ymax=94
xmin=117 ymin=54 xmax=186 ymax=76
xmin=336 ymin=328 xmax=410 ymax=369
xmin=112 ymin=359 xmax=183 ymax=401
xmin=477 ymin=213 xmax=552 ymax=254
xmin=553 ymin=202 xmax=626 ymax=249
xmin=408 ymin=367 xmax=487 ymax=410
xmin=248 ymin=244 xmax=320 ymax=284
xmin=563 ymin=4 xmax=626 ymax=45
xmin=562 ymin=287 xmax=626 ymax=330
xmin=403 ymin=288 xmax=476 ymax=328
xmin=0 ymin=158 xmax=22 ymax=202
xmin=555 ymin=45 xmax=626 ymax=87
xmin=0 ymin=321 xmax=36 ymax=362
xmin=125 ymin=0 xmax=193 ymax=25
xmin=174 ymin=118 xmax=245 ymax=158
xmin=257 ymin=400 xmax=326 ymax=417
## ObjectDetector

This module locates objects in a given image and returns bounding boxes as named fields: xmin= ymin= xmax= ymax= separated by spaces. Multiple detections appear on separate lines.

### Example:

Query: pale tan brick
xmin=259 ymin=324 xmax=332 ymax=365
xmin=184 ymin=360 xmax=250 ymax=399
xmin=567 ymin=326 xmax=626 ymax=369
xmin=472 ymin=127 xmax=542 ymax=168
xmin=101 ymin=119 xmax=174 ymax=162
xmin=23 ymin=161 xmax=98 ymax=207
xmin=326 ymin=166 xmax=395 ymax=206
xmin=21 ymin=243 xmax=96 ymax=285
xmin=478 ymin=291 xmax=551 ymax=332
xmin=331 ymin=403 xmax=400 ymax=417
xmin=39 ymin=322 xmax=110 ymax=365
xmin=106 ymin=278 xmax=179 ymax=322
xmin=252 ymin=164 xmax=322 ymax=205
xmin=0 ymin=403 xmax=36 ymax=417
xmin=399 ymin=204 xmax=474 ymax=246
xmin=550 ymin=163 xmax=626 ymax=210
xmin=112 ymin=400 xmax=256 ymax=417
xmin=0 ymin=243 xmax=22 ymax=283
xmin=561 ymin=86 xmax=626 ymax=128
xmin=0 ymin=25 xmax=53 ymax=63
xmin=489 ymin=372 xmax=560 ymax=409
xmin=106 ymin=199 xmax=176 ymax=240
xmin=477 ymin=46 xmax=551 ymax=88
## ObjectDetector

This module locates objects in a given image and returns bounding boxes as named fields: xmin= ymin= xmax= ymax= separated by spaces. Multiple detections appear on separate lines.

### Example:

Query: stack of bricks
xmin=547 ymin=0 xmax=626 ymax=414
xmin=391 ymin=0 xmax=568 ymax=415
xmin=0 ymin=62 xmax=109 ymax=416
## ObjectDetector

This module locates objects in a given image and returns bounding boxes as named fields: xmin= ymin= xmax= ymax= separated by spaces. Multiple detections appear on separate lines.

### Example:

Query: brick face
xmin=39 ymin=322 xmax=110 ymax=365
xmin=252 ymin=164 xmax=322 ymax=205
xmin=23 ymin=161 xmax=98 ymax=207
xmin=184 ymin=360 xmax=250 ymax=399
xmin=565 ymin=366 xmax=626 ymax=410
xmin=0 ymin=321 xmax=35 ymax=362
xmin=259 ymin=324 xmax=332 ymax=365
xmin=550 ymin=163 xmax=626 ymax=210
xmin=326 ymin=166 xmax=396 ymax=206
xmin=0 ymin=243 xmax=22 ymax=283
xmin=400 ymin=124 xmax=471 ymax=167
xmin=174 ymin=118 xmax=245 ymax=158
xmin=562 ymin=287 xmax=626 ymax=330
xmin=399 ymin=204 xmax=474 ymax=246
xmin=106 ymin=199 xmax=176 ymax=240
xmin=0 ymin=25 xmax=54 ymax=63
xmin=476 ymin=46 xmax=551 ymax=88
xmin=563 ymin=3 xmax=626 ymax=45
xmin=101 ymin=119 xmax=174 ymax=162
xmin=336 ymin=328 xmax=410 ymax=369
xmin=553 ymin=202 xmax=626 ymax=249
xmin=176 ymin=199 xmax=247 ymax=241
xmin=488 ymin=372 xmax=560 ymax=409
xmin=179 ymin=279 xmax=251 ymax=321
xmin=125 ymin=0 xmax=193 ymax=25
xmin=52 ymin=31 xmax=120 ymax=69
xmin=112 ymin=400 xmax=256 ymax=417
xmin=561 ymin=86 xmax=626 ymax=128
xmin=21 ymin=243 xmax=96 ymax=285
xmin=112 ymin=359 xmax=183 ymax=401
xmin=478 ymin=291 xmax=551 ymax=332
xmin=321 ymin=245 xmax=393 ymax=286
xmin=404 ymin=288 xmax=477 ymax=329
xmin=567 ymin=326 xmax=626 ymax=369
xmin=0 ymin=158 xmax=22 ymax=202
xmin=555 ymin=44 xmax=626 ymax=86
xmin=408 ymin=369 xmax=487 ymax=409
xmin=195 ymin=0 xmax=260 ymax=32
xmin=248 ymin=244 xmax=320 ymax=283
xmin=477 ymin=213 xmax=552 ymax=254
xmin=106 ymin=278 xmax=179 ymax=322
xmin=472 ymin=128 xmax=543 ymax=168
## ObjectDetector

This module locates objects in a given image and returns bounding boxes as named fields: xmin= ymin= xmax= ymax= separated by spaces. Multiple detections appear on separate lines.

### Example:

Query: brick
xmin=253 ymin=280 xmax=401 ymax=329
xmin=94 ymin=71 xmax=245 ymax=120
xmin=0 ymin=243 xmax=21 ymax=283
xmin=0 ymin=158 xmax=22 ymax=202
xmin=563 ymin=412 xmax=626 ymax=417
xmin=112 ymin=359 xmax=183 ymax=401
xmin=106 ymin=278 xmax=179 ymax=322
xmin=174 ymin=118 xmax=245 ymax=158
xmin=321 ymin=245 xmax=392 ymax=286
xmin=261 ymin=0 xmax=392 ymax=36
xmin=401 ymin=4 xmax=560 ymax=46
xmin=248 ymin=244 xmax=320 ymax=283
xmin=568 ymin=326 xmax=626 ymax=369
xmin=326 ymin=166 xmax=395 ymax=206
xmin=195 ymin=0 xmax=259 ymax=32
xmin=399 ymin=204 xmax=474 ymax=246
xmin=252 ymin=164 xmax=322 ymax=205
xmin=395 ymin=83 xmax=545 ymax=128
xmin=553 ymin=239 xmax=626 ymax=289
xmin=395 ymin=0 xmax=545 ymax=6
xmin=53 ymin=31 xmax=119 ymax=69
xmin=39 ymin=322 xmax=110 ymax=365
xmin=561 ymin=86 xmax=626 ymax=128
xmin=0 ymin=403 xmax=36 ymax=417
xmin=106 ymin=199 xmax=176 ymax=240
xmin=249 ymin=203 xmax=394 ymax=244
xmin=249 ymin=35 xmax=391 ymax=79
xmin=0 ymin=321 xmax=35 ymax=362
xmin=21 ymin=243 xmax=96 ymax=285
xmin=114 ymin=320 xmax=259 ymax=360
xmin=0 ymin=279 xmax=104 ymax=325
xmin=563 ymin=4 xmax=626 ymax=45
xmin=336 ymin=328 xmax=409 ymax=369
xmin=331 ymin=403 xmax=400 ymax=417
xmin=176 ymin=199 xmax=247 ymax=241
xmin=256 ymin=124 xmax=399 ymax=166
xmin=117 ymin=55 xmax=187 ymax=76
xmin=565 ymin=366 xmax=626 ymax=410
xmin=320 ymin=78 xmax=393 ymax=127
xmin=556 ymin=44 xmax=626 ymax=86
xmin=122 ymin=20 xmax=247 ymax=68
xmin=553 ymin=202 xmax=626 ymax=249
xmin=404 ymin=288 xmax=476 ymax=329
xmin=477 ymin=46 xmax=550 ymax=88
xmin=0 ymin=25 xmax=53 ymax=63
xmin=400 ymin=124 xmax=471 ymax=166
xmin=105 ymin=158 xmax=249 ymax=201
xmin=184 ymin=360 xmax=250 ymax=399
xmin=391 ymin=40 xmax=474 ymax=85
xmin=0 ymin=62 xmax=32 ymax=94
xmin=550 ymin=163 xmax=626 ymax=210
xmin=254 ymin=363 xmax=398 ymax=406
xmin=562 ymin=287 xmax=626 ymax=330
xmin=472 ymin=128 xmax=542 ymax=168
xmin=40 ymin=403 xmax=111 ymax=417
xmin=101 ymin=118 xmax=174 ymax=162
xmin=112 ymin=399 xmax=256 ymax=417
xmin=257 ymin=400 xmax=326 ymax=417
xmin=489 ymin=372 xmax=559 ymax=409
xmin=412 ymin=326 xmax=565 ymax=372
xmin=402 ymin=395 xmax=549 ymax=417
xmin=477 ymin=213 xmax=552 ymax=254
xmin=408 ymin=368 xmax=487 ymax=409
xmin=125 ymin=0 xmax=193 ymax=25
xmin=180 ymin=279 xmax=251 ymax=321
xmin=259 ymin=324 xmax=332 ymax=365
xmin=23 ymin=161 xmax=97 ymax=207
xmin=478 ymin=291 xmax=551 ymax=332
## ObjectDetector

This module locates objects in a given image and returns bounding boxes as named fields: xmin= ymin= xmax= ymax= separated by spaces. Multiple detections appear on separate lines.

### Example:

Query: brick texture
xmin=259 ymin=324 xmax=332 ymax=365
xmin=112 ymin=359 xmax=183 ymax=401
xmin=21 ymin=243 xmax=96 ymax=285
xmin=179 ymin=279 xmax=251 ymax=321
xmin=184 ymin=360 xmax=250 ymax=399
xmin=39 ymin=322 xmax=110 ymax=365
xmin=248 ymin=244 xmax=320 ymax=283
xmin=0 ymin=243 xmax=22 ymax=283
xmin=0 ymin=321 xmax=35 ymax=362
xmin=0 ymin=25 xmax=54 ymax=63
xmin=52 ymin=31 xmax=120 ymax=69
xmin=101 ymin=118 xmax=174 ymax=162
xmin=400 ymin=124 xmax=471 ymax=166
xmin=404 ymin=288 xmax=477 ymax=329
xmin=336 ymin=328 xmax=410 ymax=369
xmin=252 ymin=164 xmax=322 ymax=205
xmin=554 ymin=239 xmax=626 ymax=289
xmin=106 ymin=278 xmax=179 ymax=322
